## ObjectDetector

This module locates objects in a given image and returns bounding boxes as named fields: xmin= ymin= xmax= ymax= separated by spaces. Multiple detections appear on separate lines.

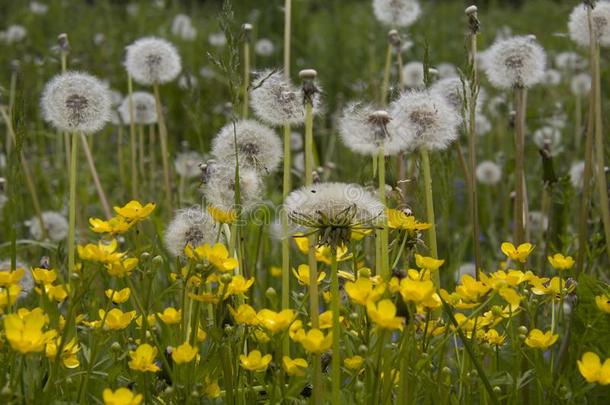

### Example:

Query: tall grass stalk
xmin=421 ymin=147 xmax=439 ymax=286
xmin=153 ymin=83 xmax=173 ymax=214
xmin=281 ymin=0 xmax=293 ymax=357
xmin=513 ymin=87 xmax=528 ymax=245
xmin=378 ymin=147 xmax=390 ymax=280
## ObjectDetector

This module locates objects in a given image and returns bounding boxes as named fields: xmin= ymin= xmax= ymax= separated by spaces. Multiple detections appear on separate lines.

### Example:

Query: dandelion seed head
xmin=529 ymin=211 xmax=549 ymax=233
xmin=201 ymin=162 xmax=263 ymax=213
xmin=125 ymin=37 xmax=182 ymax=85
xmin=475 ymin=114 xmax=492 ymax=136
xmin=0 ymin=25 xmax=27 ymax=44
xmin=171 ymin=14 xmax=197 ymax=41
xmin=541 ymin=69 xmax=562 ymax=86
xmin=250 ymin=69 xmax=320 ymax=126
xmin=208 ymin=32 xmax=227 ymax=47
xmin=484 ymin=36 xmax=547 ymax=89
xmin=555 ymin=51 xmax=587 ymax=70
xmin=211 ymin=119 xmax=282 ymax=174
xmin=430 ymin=77 xmax=486 ymax=115
xmin=118 ymin=91 xmax=157 ymax=125
xmin=175 ymin=151 xmax=204 ymax=178
xmin=164 ymin=207 xmax=218 ymax=257
xmin=284 ymin=182 xmax=385 ymax=246
xmin=570 ymin=161 xmax=585 ymax=189
xmin=570 ymin=73 xmax=592 ymax=97
xmin=373 ymin=0 xmax=421 ymax=27
xmin=437 ymin=63 xmax=458 ymax=79
xmin=568 ymin=2 xmax=610 ymax=48
xmin=389 ymin=90 xmax=461 ymax=151
xmin=475 ymin=161 xmax=502 ymax=185
xmin=0 ymin=260 xmax=33 ymax=299
xmin=41 ymin=71 xmax=111 ymax=134
xmin=26 ymin=211 xmax=69 ymax=242
xmin=178 ymin=73 xmax=198 ymax=89
xmin=255 ymin=38 xmax=275 ymax=57
xmin=338 ymin=103 xmax=406 ymax=156
xmin=533 ymin=126 xmax=562 ymax=156
xmin=29 ymin=1 xmax=49 ymax=15
xmin=402 ymin=61 xmax=425 ymax=89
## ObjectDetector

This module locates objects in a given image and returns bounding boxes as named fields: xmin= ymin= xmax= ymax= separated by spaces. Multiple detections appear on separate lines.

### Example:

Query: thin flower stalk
xmin=79 ymin=134 xmax=112 ymax=219
xmin=242 ymin=24 xmax=252 ymax=119
xmin=128 ymin=74 xmax=139 ymax=199
xmin=513 ymin=87 xmax=528 ymax=245
xmin=153 ymin=83 xmax=173 ymax=213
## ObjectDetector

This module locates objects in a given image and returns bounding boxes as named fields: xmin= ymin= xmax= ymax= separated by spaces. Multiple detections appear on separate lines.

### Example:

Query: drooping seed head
xmin=125 ymin=37 xmax=182 ymax=85
xmin=41 ymin=71 xmax=111 ymax=134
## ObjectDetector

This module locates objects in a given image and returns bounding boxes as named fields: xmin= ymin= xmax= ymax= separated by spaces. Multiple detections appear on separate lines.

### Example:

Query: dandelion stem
xmin=127 ymin=74 xmax=139 ymax=199
xmin=79 ymin=133 xmax=112 ymax=219
xmin=591 ymin=42 xmax=610 ymax=259
xmin=138 ymin=124 xmax=146 ymax=187
xmin=117 ymin=125 xmax=126 ymax=194
xmin=330 ymin=247 xmax=341 ymax=404
xmin=378 ymin=148 xmax=390 ymax=279
xmin=68 ymin=132 xmax=79 ymax=281
xmin=380 ymin=44 xmax=392 ymax=107
xmin=513 ymin=86 xmax=528 ymax=245
xmin=242 ymin=33 xmax=250 ymax=119
xmin=284 ymin=0 xmax=292 ymax=78
xmin=420 ymin=147 xmax=439 ymax=286
xmin=153 ymin=83 xmax=173 ymax=214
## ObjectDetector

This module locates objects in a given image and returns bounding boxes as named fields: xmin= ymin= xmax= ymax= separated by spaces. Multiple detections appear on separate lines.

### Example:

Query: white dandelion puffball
xmin=178 ymin=73 xmax=198 ymax=89
xmin=389 ymin=90 xmax=461 ymax=151
xmin=373 ymin=0 xmax=421 ymax=27
xmin=171 ymin=14 xmax=197 ymax=41
xmin=29 ymin=1 xmax=49 ymax=15
xmin=118 ymin=91 xmax=157 ymax=125
xmin=529 ymin=211 xmax=549 ymax=233
xmin=175 ymin=151 xmax=203 ymax=178
xmin=475 ymin=114 xmax=492 ymax=136
xmin=437 ymin=63 xmax=458 ymax=79
xmin=0 ymin=260 xmax=34 ymax=299
xmin=484 ymin=36 xmax=547 ymax=89
xmin=475 ymin=161 xmax=502 ymax=186
xmin=1 ymin=25 xmax=27 ymax=44
xmin=533 ymin=126 xmax=562 ymax=156
xmin=338 ymin=103 xmax=407 ymax=156
xmin=41 ymin=72 xmax=111 ymax=134
xmin=571 ymin=73 xmax=592 ymax=97
xmin=555 ymin=51 xmax=587 ymax=70
xmin=541 ymin=69 xmax=562 ymax=86
xmin=568 ymin=2 xmax=610 ymax=48
xmin=250 ymin=69 xmax=317 ymax=126
xmin=402 ymin=61 xmax=425 ymax=89
xmin=125 ymin=37 xmax=182 ymax=85
xmin=285 ymin=182 xmax=385 ymax=231
xmin=255 ymin=38 xmax=275 ymax=57
xmin=570 ymin=161 xmax=585 ymax=190
xmin=211 ymin=119 xmax=282 ymax=174
xmin=164 ymin=207 xmax=218 ymax=257
xmin=430 ymin=77 xmax=486 ymax=115
xmin=27 ymin=211 xmax=69 ymax=242
xmin=201 ymin=162 xmax=263 ymax=213
xmin=208 ymin=32 xmax=227 ymax=47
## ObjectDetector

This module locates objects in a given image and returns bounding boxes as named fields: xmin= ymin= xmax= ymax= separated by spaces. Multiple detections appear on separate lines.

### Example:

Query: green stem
xmin=330 ymin=248 xmax=341 ymax=404
xmin=242 ymin=40 xmax=250 ymax=118
xmin=380 ymin=44 xmax=392 ymax=106
xmin=68 ymin=133 xmax=78 ymax=281
xmin=513 ymin=87 xmax=527 ymax=245
xmin=420 ymin=148 xmax=439 ymax=286
xmin=153 ymin=83 xmax=173 ymax=214
xmin=127 ymin=74 xmax=138 ymax=199
xmin=80 ymin=133 xmax=111 ymax=219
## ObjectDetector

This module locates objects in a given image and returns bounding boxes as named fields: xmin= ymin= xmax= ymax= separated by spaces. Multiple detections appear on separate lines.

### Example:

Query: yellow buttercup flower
xmin=188 ymin=292 xmax=220 ymax=304
xmin=367 ymin=299 xmax=404 ymax=330
xmin=289 ymin=320 xmax=304 ymax=342
xmin=106 ymin=258 xmax=139 ymax=277
xmin=283 ymin=356 xmax=308 ymax=376
xmin=99 ymin=309 xmax=136 ymax=330
xmin=105 ymin=288 xmax=131 ymax=304
xmin=45 ymin=337 xmax=80 ymax=368
xmin=37 ymin=284 xmax=69 ymax=302
xmin=318 ymin=310 xmax=344 ymax=329
xmin=499 ymin=287 xmax=522 ymax=307
xmin=31 ymin=268 xmax=57 ymax=285
xmin=270 ymin=266 xmax=282 ymax=278
xmin=135 ymin=314 xmax=157 ymax=329
xmin=547 ymin=253 xmax=575 ymax=271
xmin=224 ymin=275 xmax=254 ymax=298
xmin=387 ymin=209 xmax=431 ymax=232
xmin=128 ymin=344 xmax=160 ymax=372
xmin=530 ymin=277 xmax=574 ymax=298
xmin=399 ymin=278 xmax=435 ymax=304
xmin=455 ymin=275 xmax=491 ymax=302
xmin=197 ymin=328 xmax=207 ymax=342
xmin=239 ymin=350 xmax=272 ymax=372
xmin=415 ymin=254 xmax=445 ymax=271
xmin=157 ymin=307 xmax=182 ymax=324
xmin=229 ymin=304 xmax=258 ymax=325
xmin=172 ymin=342 xmax=199 ymax=364
xmin=203 ymin=378 xmax=221 ymax=398
xmin=0 ymin=268 xmax=24 ymax=286
xmin=293 ymin=236 xmax=352 ymax=264
xmin=483 ymin=329 xmax=506 ymax=346
xmin=501 ymin=242 xmax=534 ymax=263
xmin=4 ymin=308 xmax=56 ymax=354
xmin=595 ymin=295 xmax=610 ymax=314
xmin=345 ymin=277 xmax=385 ymax=306
xmin=103 ymin=387 xmax=143 ymax=405
xmin=89 ymin=216 xmax=133 ymax=235
xmin=292 ymin=264 xmax=326 ymax=286
xmin=78 ymin=239 xmax=124 ymax=264
xmin=344 ymin=355 xmax=364 ymax=371
xmin=524 ymin=329 xmax=558 ymax=350
xmin=577 ymin=352 xmax=610 ymax=385
xmin=113 ymin=200 xmax=155 ymax=222
xmin=257 ymin=309 xmax=295 ymax=334
xmin=300 ymin=329 xmax=333 ymax=354
xmin=185 ymin=243 xmax=239 ymax=272
xmin=0 ymin=285 xmax=21 ymax=308
xmin=208 ymin=205 xmax=237 ymax=224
